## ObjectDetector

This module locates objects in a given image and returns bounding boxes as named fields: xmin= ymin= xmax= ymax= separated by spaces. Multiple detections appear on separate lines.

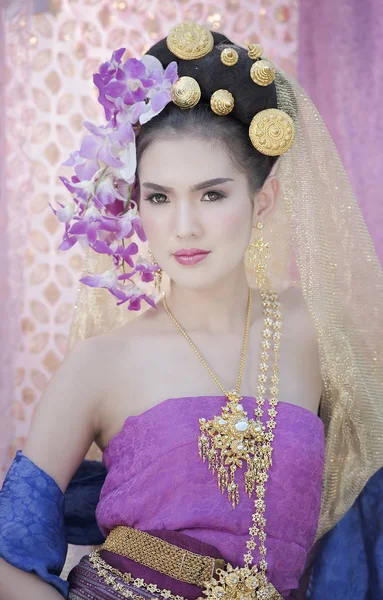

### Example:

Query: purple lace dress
xmin=95 ymin=395 xmax=325 ymax=597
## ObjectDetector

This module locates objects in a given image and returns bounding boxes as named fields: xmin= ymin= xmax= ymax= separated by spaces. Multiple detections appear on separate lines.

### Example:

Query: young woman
xmin=1 ymin=21 xmax=382 ymax=600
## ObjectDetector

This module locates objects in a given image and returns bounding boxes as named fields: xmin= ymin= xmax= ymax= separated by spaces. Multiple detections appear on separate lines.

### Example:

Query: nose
xmin=174 ymin=200 xmax=202 ymax=239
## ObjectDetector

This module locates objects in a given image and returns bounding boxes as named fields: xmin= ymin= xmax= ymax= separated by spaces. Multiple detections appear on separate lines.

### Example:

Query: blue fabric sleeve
xmin=0 ymin=450 xmax=69 ymax=598
xmin=307 ymin=466 xmax=383 ymax=599
xmin=63 ymin=458 xmax=106 ymax=546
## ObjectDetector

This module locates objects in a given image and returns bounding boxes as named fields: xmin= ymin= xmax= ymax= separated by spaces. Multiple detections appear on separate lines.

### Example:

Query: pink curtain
xmin=298 ymin=0 xmax=383 ymax=263
xmin=0 ymin=0 xmax=33 ymax=481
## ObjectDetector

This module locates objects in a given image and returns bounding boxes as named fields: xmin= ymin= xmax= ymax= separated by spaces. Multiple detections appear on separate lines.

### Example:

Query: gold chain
xmin=198 ymin=291 xmax=283 ymax=599
xmin=88 ymin=550 xmax=187 ymax=600
xmin=162 ymin=288 xmax=252 ymax=398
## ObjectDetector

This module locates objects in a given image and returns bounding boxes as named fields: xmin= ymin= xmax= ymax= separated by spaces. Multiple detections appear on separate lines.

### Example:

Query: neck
xmin=163 ymin=270 xmax=256 ymax=335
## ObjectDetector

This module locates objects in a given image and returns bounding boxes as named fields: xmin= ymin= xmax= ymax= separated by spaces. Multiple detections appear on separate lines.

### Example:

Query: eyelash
xmin=144 ymin=190 xmax=226 ymax=204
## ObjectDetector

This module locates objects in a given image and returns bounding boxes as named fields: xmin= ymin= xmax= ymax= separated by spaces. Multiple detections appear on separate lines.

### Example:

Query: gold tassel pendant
xmin=198 ymin=390 xmax=271 ymax=509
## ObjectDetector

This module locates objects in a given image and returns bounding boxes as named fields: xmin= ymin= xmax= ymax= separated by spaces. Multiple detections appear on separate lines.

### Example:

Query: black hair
xmin=136 ymin=31 xmax=279 ymax=198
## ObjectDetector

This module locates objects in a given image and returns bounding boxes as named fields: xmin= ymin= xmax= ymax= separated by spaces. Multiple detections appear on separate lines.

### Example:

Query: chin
xmin=169 ymin=269 xmax=228 ymax=291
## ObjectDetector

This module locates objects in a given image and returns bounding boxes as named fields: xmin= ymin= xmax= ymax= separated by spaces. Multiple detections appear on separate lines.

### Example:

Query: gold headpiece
xmin=220 ymin=48 xmax=238 ymax=66
xmin=166 ymin=22 xmax=293 ymax=156
xmin=166 ymin=22 xmax=214 ymax=60
xmin=250 ymin=59 xmax=276 ymax=86
xmin=249 ymin=108 xmax=294 ymax=156
xmin=171 ymin=76 xmax=201 ymax=109
xmin=210 ymin=89 xmax=235 ymax=115
xmin=247 ymin=43 xmax=263 ymax=60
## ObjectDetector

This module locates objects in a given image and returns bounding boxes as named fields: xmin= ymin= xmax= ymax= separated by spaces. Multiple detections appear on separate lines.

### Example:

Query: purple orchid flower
xmin=62 ymin=150 xmax=99 ymax=182
xmin=113 ymin=204 xmax=146 ymax=241
xmin=118 ymin=257 xmax=158 ymax=283
xmin=139 ymin=57 xmax=178 ymax=124
xmin=95 ymin=173 xmax=128 ymax=207
xmin=105 ymin=58 xmax=153 ymax=106
xmin=57 ymin=222 xmax=78 ymax=251
xmin=49 ymin=199 xmax=75 ymax=224
xmin=93 ymin=48 xmax=126 ymax=121
xmin=114 ymin=97 xmax=147 ymax=128
xmin=66 ymin=166 xmax=105 ymax=200
xmin=80 ymin=122 xmax=125 ymax=169
xmin=80 ymin=269 xmax=127 ymax=301
xmin=69 ymin=205 xmax=111 ymax=246
xmin=115 ymin=282 xmax=157 ymax=311
xmin=56 ymin=50 xmax=180 ymax=311
xmin=114 ymin=241 xmax=139 ymax=268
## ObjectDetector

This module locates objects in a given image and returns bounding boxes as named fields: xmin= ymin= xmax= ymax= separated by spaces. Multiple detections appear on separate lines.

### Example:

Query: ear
xmin=252 ymin=176 xmax=279 ymax=227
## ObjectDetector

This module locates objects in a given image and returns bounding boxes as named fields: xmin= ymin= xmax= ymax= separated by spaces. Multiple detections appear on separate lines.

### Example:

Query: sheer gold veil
xmin=66 ymin=67 xmax=383 ymax=541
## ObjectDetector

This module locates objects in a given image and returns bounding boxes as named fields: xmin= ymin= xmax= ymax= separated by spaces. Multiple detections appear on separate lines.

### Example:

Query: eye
xmin=145 ymin=193 xmax=168 ymax=204
xmin=202 ymin=190 xmax=226 ymax=202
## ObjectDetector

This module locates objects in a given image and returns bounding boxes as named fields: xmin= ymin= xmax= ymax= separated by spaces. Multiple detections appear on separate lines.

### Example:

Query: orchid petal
xmin=140 ymin=54 xmax=163 ymax=74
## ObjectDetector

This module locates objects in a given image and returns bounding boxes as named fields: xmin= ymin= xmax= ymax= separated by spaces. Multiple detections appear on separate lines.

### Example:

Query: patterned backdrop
xmin=2 ymin=0 xmax=298 ymax=478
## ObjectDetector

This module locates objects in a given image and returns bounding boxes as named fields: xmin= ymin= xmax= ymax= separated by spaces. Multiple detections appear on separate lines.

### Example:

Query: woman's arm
xmin=22 ymin=336 xmax=105 ymax=493
xmin=0 ymin=557 xmax=65 ymax=600
xmin=0 ymin=336 xmax=106 ymax=599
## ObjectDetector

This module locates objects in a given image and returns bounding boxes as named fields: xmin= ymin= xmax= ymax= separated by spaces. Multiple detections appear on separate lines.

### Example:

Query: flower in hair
xmin=52 ymin=49 xmax=179 ymax=311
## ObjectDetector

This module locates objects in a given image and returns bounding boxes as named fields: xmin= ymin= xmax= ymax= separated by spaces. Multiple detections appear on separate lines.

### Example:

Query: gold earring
xmin=148 ymin=248 xmax=163 ymax=293
xmin=246 ymin=221 xmax=270 ymax=288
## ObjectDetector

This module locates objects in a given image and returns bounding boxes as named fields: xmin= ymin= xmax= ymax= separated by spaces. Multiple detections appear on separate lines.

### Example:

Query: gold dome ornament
xmin=247 ymin=43 xmax=263 ymax=60
xmin=220 ymin=47 xmax=239 ymax=66
xmin=210 ymin=89 xmax=235 ymax=116
xmin=250 ymin=59 xmax=275 ymax=87
xmin=166 ymin=22 xmax=214 ymax=60
xmin=249 ymin=108 xmax=295 ymax=156
xmin=171 ymin=76 xmax=201 ymax=109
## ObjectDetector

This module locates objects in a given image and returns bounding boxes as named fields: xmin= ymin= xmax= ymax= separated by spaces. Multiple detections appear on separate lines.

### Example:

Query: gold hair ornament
xmin=171 ymin=76 xmax=201 ymax=109
xmin=220 ymin=48 xmax=238 ymax=66
xmin=249 ymin=108 xmax=295 ymax=156
xmin=166 ymin=22 xmax=214 ymax=60
xmin=250 ymin=59 xmax=276 ymax=87
xmin=210 ymin=89 xmax=235 ymax=116
xmin=247 ymin=43 xmax=263 ymax=60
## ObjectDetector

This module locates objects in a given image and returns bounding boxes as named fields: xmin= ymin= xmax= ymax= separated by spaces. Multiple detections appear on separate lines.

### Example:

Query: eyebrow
xmin=141 ymin=177 xmax=235 ymax=193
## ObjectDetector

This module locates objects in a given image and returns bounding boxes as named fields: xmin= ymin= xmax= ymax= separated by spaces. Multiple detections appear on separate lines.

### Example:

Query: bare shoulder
xmin=22 ymin=335 xmax=110 ymax=493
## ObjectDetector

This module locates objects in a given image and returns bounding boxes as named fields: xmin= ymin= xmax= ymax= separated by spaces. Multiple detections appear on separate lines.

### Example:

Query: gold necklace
xmin=162 ymin=289 xmax=283 ymax=599
xmin=162 ymin=288 xmax=252 ymax=400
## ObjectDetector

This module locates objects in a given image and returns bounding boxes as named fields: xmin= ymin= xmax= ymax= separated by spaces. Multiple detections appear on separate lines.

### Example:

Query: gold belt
xmin=101 ymin=525 xmax=227 ymax=588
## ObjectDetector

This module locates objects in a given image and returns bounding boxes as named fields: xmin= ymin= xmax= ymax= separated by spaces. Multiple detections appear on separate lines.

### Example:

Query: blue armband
xmin=0 ymin=450 xmax=69 ymax=598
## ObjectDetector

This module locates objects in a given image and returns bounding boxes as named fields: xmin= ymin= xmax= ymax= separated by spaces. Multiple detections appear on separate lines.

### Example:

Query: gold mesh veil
xmin=66 ymin=67 xmax=383 ymax=541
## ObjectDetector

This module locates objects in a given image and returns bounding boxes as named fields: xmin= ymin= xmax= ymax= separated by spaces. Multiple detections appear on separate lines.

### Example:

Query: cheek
xmin=138 ymin=206 xmax=166 ymax=239
xmin=214 ymin=200 xmax=253 ymax=240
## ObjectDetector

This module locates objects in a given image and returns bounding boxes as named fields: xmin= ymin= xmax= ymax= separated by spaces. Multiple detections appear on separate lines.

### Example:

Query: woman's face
xmin=137 ymin=136 xmax=259 ymax=290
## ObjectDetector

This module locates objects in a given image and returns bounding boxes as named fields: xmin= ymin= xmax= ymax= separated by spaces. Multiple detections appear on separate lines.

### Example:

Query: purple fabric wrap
xmin=96 ymin=396 xmax=325 ymax=597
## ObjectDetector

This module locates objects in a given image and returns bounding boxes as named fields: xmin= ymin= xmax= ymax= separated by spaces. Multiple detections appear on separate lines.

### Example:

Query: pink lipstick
xmin=174 ymin=248 xmax=210 ymax=265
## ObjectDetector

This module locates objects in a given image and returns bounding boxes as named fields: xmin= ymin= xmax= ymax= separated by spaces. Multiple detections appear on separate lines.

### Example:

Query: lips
xmin=173 ymin=249 xmax=210 ymax=266
xmin=174 ymin=248 xmax=209 ymax=257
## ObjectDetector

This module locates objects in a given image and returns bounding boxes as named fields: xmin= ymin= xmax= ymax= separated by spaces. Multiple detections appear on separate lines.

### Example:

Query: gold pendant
xmin=198 ymin=390 xmax=271 ymax=508
xmin=197 ymin=563 xmax=281 ymax=600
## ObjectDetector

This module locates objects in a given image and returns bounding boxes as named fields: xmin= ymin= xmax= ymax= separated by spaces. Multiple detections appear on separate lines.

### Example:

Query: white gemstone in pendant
xmin=236 ymin=404 xmax=244 ymax=411
xmin=236 ymin=442 xmax=244 ymax=451
xmin=254 ymin=422 xmax=262 ymax=432
xmin=235 ymin=418 xmax=248 ymax=431
xmin=219 ymin=418 xmax=227 ymax=425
